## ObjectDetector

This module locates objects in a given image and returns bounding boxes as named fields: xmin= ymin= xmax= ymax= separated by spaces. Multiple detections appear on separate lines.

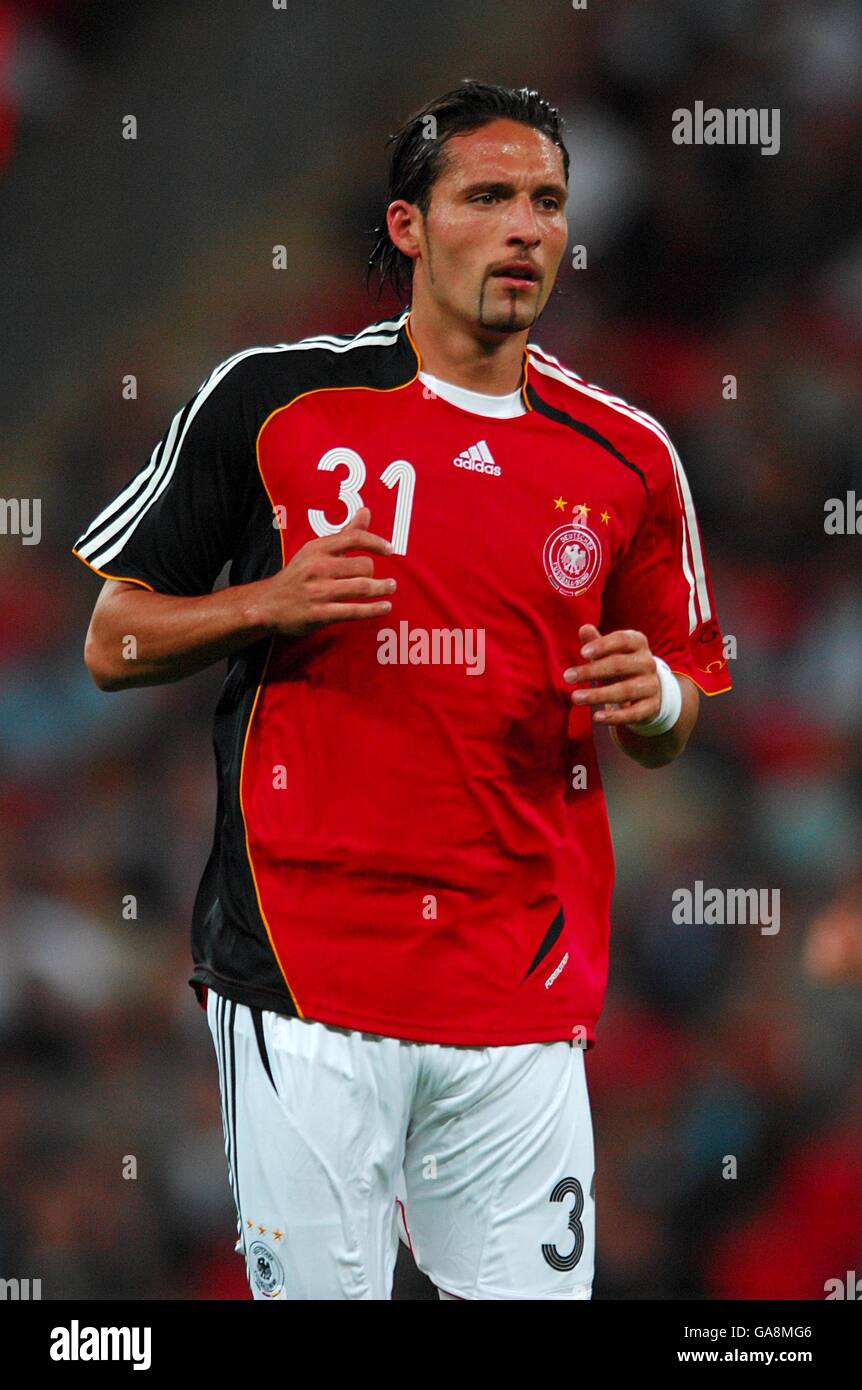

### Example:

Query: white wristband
xmin=626 ymin=656 xmax=682 ymax=737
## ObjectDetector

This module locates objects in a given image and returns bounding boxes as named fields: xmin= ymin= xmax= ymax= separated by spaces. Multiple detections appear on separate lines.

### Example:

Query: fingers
xmin=571 ymin=676 xmax=659 ymax=709
xmin=309 ymin=599 xmax=394 ymax=626
xmin=306 ymin=547 xmax=396 ymax=598
xmin=274 ymin=509 xmax=399 ymax=635
xmin=323 ymin=507 xmax=393 ymax=557
xmin=593 ymin=698 xmax=659 ymax=726
xmin=564 ymin=626 xmax=659 ymax=723
xmin=566 ymin=652 xmax=657 ymax=684
xmin=327 ymin=554 xmax=377 ymax=579
xmin=317 ymin=574 xmax=396 ymax=602
xmin=323 ymin=526 xmax=393 ymax=557
xmin=573 ymin=627 xmax=647 ymax=660
xmin=563 ymin=629 xmax=653 ymax=685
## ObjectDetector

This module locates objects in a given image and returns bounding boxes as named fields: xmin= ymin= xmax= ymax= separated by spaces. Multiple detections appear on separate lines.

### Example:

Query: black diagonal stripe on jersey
xmin=525 ymin=384 xmax=649 ymax=495
xmin=220 ymin=996 xmax=244 ymax=1253
xmin=522 ymin=905 xmax=565 ymax=982
xmin=218 ymin=996 xmax=241 ymax=1237
xmin=227 ymin=999 xmax=244 ymax=1254
xmin=218 ymin=996 xmax=235 ymax=1197
xmin=250 ymin=1004 xmax=278 ymax=1096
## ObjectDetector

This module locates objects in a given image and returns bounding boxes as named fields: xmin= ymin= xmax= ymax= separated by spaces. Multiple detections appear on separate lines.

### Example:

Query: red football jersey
xmin=73 ymin=310 xmax=731 ymax=1045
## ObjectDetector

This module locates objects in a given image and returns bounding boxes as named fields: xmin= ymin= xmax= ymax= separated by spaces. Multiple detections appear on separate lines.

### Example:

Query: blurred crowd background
xmin=1 ymin=0 xmax=860 ymax=1299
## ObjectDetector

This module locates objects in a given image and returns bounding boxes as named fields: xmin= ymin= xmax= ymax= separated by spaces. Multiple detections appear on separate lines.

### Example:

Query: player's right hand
xmin=256 ymin=506 xmax=397 ymax=637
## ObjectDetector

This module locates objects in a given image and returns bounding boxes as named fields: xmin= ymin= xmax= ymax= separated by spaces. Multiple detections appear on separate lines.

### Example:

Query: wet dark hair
xmin=366 ymin=80 xmax=569 ymax=302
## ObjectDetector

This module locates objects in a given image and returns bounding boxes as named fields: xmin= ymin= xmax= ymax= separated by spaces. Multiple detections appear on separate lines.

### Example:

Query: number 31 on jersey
xmin=306 ymin=447 xmax=416 ymax=555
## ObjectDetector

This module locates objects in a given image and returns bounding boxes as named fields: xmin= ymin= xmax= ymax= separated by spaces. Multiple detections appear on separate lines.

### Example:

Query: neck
xmin=407 ymin=298 xmax=529 ymax=396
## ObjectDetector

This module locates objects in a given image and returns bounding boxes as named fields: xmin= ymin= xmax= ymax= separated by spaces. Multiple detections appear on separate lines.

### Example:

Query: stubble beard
xmin=477 ymin=278 xmax=543 ymax=334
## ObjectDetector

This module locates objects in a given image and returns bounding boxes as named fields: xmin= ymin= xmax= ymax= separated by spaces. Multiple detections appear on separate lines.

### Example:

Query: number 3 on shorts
xmin=541 ymin=1170 xmax=595 ymax=1273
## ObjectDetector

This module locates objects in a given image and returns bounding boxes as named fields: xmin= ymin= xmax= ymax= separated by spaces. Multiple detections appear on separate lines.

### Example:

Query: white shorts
xmin=206 ymin=988 xmax=595 ymax=1300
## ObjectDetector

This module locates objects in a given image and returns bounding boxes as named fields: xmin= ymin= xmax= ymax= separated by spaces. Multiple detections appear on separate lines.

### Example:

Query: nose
xmin=504 ymin=191 xmax=541 ymax=247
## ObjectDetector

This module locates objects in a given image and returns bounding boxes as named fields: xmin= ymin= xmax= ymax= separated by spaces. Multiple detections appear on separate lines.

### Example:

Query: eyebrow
xmin=460 ymin=179 xmax=568 ymax=202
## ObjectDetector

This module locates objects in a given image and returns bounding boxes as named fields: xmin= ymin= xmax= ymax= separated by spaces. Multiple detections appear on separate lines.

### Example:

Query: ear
xmin=386 ymin=200 xmax=422 ymax=263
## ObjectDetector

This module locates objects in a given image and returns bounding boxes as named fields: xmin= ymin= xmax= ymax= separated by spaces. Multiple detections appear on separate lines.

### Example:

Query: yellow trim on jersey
xmin=404 ymin=310 xmax=421 ymax=376
xmin=72 ymin=534 xmax=302 ymax=1007
xmin=404 ymin=308 xmax=534 ymax=412
xmin=71 ymin=547 xmax=156 ymax=592
xmin=520 ymin=341 xmax=533 ymax=411
xmin=242 ymin=316 xmax=423 ymax=1018
xmin=671 ymin=667 xmax=733 ymax=697
xmin=236 ymin=635 xmax=305 ymax=1018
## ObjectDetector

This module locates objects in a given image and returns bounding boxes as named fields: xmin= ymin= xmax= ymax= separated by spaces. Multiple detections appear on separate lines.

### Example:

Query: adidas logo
xmin=452 ymin=440 xmax=501 ymax=477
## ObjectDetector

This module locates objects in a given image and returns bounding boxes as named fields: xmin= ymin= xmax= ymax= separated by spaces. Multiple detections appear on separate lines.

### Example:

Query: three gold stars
xmin=552 ymin=498 xmax=612 ymax=524
xmin=246 ymin=1219 xmax=283 ymax=1240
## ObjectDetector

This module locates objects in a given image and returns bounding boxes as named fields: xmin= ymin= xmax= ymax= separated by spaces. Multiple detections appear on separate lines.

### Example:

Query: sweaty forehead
xmin=439 ymin=119 xmax=565 ymax=185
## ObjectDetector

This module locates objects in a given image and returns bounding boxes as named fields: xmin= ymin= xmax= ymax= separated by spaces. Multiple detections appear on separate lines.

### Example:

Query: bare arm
xmin=84 ymin=577 xmax=276 ymax=690
xmin=84 ymin=507 xmax=396 ymax=691
xmin=607 ymin=672 xmax=699 ymax=769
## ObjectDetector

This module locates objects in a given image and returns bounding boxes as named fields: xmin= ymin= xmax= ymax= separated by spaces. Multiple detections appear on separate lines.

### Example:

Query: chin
xmin=479 ymin=310 xmax=537 ymax=334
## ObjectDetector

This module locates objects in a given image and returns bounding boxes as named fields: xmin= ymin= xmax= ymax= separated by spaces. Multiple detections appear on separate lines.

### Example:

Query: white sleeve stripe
xmin=76 ymin=410 xmax=184 ymax=562
xmin=74 ymin=311 xmax=412 ymax=572
xmin=79 ymin=346 xmax=249 ymax=570
xmin=527 ymin=350 xmax=710 ymax=629
xmin=193 ymin=311 xmax=410 ymax=392
xmin=75 ymin=402 xmax=188 ymax=568
xmin=667 ymin=439 xmax=711 ymax=626
xmin=74 ymin=439 xmax=162 ymax=553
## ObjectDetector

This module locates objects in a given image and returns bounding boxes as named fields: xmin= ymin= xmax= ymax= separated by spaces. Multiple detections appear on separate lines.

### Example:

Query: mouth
xmin=490 ymin=263 xmax=540 ymax=289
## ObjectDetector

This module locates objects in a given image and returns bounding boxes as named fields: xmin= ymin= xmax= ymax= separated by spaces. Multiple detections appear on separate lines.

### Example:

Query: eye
xmin=472 ymin=193 xmax=499 ymax=204
xmin=539 ymin=197 xmax=562 ymax=211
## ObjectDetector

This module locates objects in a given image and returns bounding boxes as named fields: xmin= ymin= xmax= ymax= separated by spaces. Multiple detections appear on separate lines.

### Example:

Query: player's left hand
xmin=563 ymin=623 xmax=660 ymax=726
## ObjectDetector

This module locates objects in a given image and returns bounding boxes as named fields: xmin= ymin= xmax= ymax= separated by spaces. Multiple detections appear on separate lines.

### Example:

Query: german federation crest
xmin=543 ymin=517 xmax=603 ymax=596
xmin=248 ymin=1240 xmax=285 ymax=1298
